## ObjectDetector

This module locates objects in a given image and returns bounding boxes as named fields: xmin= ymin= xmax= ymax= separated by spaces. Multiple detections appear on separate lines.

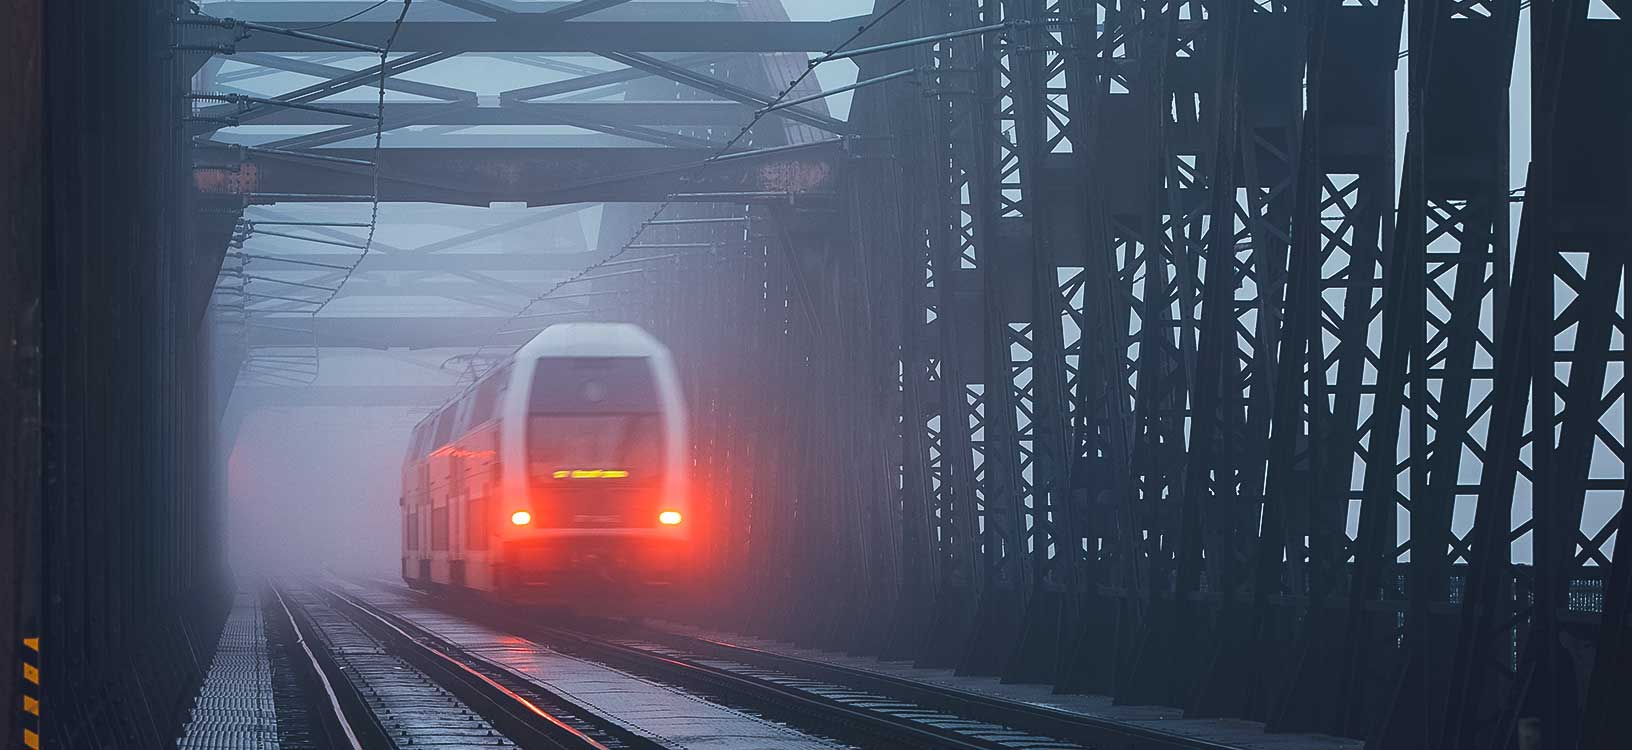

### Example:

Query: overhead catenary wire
xmin=239 ymin=0 xmax=413 ymax=381
xmin=202 ymin=1 xmax=412 ymax=383
xmin=445 ymin=0 xmax=919 ymax=402
xmin=286 ymin=0 xmax=393 ymax=31
xmin=303 ymin=0 xmax=413 ymax=319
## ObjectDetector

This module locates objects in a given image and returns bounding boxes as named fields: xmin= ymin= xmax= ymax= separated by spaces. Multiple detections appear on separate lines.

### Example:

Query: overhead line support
xmin=175 ymin=13 xmax=387 ymax=53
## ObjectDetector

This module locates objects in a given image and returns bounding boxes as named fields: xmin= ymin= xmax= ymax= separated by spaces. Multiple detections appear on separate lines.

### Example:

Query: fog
xmin=214 ymin=1 xmax=1603 ymax=583
xmin=212 ymin=0 xmax=872 ymax=580
xmin=228 ymin=406 xmax=414 ymax=578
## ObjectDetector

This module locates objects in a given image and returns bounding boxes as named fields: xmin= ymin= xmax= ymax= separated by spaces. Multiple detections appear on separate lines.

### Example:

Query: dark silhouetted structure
xmin=5 ymin=0 xmax=1629 ymax=748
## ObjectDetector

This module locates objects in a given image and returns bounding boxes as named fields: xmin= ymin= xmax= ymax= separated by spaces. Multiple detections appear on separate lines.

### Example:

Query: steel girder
xmin=901 ymin=0 xmax=987 ymax=668
xmin=1361 ymin=1 xmax=1519 ymax=746
xmin=187 ymin=0 xmax=1629 ymax=744
xmin=1122 ymin=0 xmax=1254 ymax=709
xmin=194 ymin=141 xmax=844 ymax=206
xmin=230 ymin=384 xmax=454 ymax=407
xmin=1430 ymin=3 xmax=1631 ymax=749
xmin=634 ymin=0 xmax=1628 ymax=748
xmin=218 ymin=15 xmax=871 ymax=53
xmin=234 ymin=251 xmax=604 ymax=271
xmin=192 ymin=101 xmax=759 ymax=128
xmin=242 ymin=314 xmax=544 ymax=348
xmin=597 ymin=52 xmax=855 ymax=135
xmin=221 ymin=51 xmax=475 ymax=105
xmin=862 ymin=1 xmax=938 ymax=660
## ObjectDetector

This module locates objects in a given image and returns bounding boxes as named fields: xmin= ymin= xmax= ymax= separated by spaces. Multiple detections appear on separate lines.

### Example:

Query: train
xmin=400 ymin=323 xmax=690 ymax=604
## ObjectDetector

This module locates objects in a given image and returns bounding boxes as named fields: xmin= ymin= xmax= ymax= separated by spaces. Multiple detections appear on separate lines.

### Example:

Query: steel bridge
xmin=5 ymin=0 xmax=1631 ymax=748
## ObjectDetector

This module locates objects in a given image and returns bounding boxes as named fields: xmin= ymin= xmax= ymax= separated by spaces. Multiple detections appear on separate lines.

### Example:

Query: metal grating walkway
xmin=176 ymin=592 xmax=279 ymax=750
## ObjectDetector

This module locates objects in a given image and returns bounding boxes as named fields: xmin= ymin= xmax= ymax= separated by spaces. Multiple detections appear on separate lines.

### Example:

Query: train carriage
xmin=401 ymin=323 xmax=689 ymax=603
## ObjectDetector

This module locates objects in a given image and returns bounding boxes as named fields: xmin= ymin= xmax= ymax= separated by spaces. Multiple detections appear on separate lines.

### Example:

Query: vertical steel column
xmin=1247 ymin=0 xmax=1402 ymax=738
xmin=916 ymin=0 xmax=990 ymax=667
xmin=1360 ymin=0 xmax=1444 ymax=739
xmin=1124 ymin=0 xmax=1247 ymax=708
xmin=1189 ymin=0 xmax=1309 ymax=721
xmin=881 ymin=1 xmax=943 ymax=657
xmin=1080 ymin=0 xmax=1192 ymax=698
xmin=1050 ymin=0 xmax=1141 ymax=695
xmin=1441 ymin=2 xmax=1628 ymax=747
xmin=1116 ymin=0 xmax=1214 ymax=705
xmin=834 ymin=70 xmax=914 ymax=652
xmin=998 ymin=0 xmax=1083 ymax=685
xmin=1581 ymin=227 xmax=1632 ymax=749
xmin=1257 ymin=1 xmax=1343 ymax=731
xmin=957 ymin=0 xmax=1032 ymax=677
xmin=1368 ymin=0 xmax=1520 ymax=745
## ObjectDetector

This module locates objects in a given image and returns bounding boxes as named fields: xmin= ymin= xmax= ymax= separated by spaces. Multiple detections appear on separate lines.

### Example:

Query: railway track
xmin=274 ymin=583 xmax=665 ymax=750
xmin=329 ymin=580 xmax=1259 ymax=750
xmin=391 ymin=586 xmax=1214 ymax=750
xmin=521 ymin=623 xmax=1087 ymax=750
xmin=628 ymin=628 xmax=1240 ymax=750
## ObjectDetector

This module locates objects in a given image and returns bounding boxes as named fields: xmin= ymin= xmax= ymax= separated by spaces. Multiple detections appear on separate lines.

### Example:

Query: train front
xmin=496 ymin=328 xmax=689 ymax=603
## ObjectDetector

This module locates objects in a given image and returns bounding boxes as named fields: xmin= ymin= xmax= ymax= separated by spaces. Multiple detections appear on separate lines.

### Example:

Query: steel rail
xmin=269 ymin=586 xmax=368 ymax=750
xmin=544 ymin=638 xmax=1005 ymax=748
xmin=316 ymin=585 xmax=659 ymax=750
xmin=373 ymin=579 xmax=1242 ymax=750
xmin=644 ymin=629 xmax=1246 ymax=750
xmin=440 ymin=603 xmax=1025 ymax=750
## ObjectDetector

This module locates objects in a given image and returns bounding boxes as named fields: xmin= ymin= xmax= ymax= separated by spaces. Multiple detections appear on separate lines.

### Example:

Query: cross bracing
xmin=207 ymin=1 xmax=872 ymax=52
xmin=191 ymin=0 xmax=843 ymax=378
xmin=188 ymin=0 xmax=1631 ymax=747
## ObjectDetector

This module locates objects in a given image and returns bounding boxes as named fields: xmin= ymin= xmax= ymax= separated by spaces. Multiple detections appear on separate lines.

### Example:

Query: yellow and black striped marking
xmin=21 ymin=636 xmax=40 ymax=749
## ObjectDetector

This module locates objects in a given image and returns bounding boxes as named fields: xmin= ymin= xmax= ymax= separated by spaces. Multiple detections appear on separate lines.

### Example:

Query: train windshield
xmin=527 ymin=356 xmax=663 ymax=483
xmin=527 ymin=415 xmax=661 ymax=480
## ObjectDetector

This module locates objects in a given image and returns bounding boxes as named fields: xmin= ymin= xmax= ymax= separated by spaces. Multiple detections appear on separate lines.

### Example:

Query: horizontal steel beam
xmin=538 ymin=0 xmax=637 ymax=21
xmin=245 ymin=315 xmax=557 ymax=348
xmin=220 ymin=12 xmax=871 ymax=52
xmin=240 ymin=279 xmax=567 ymax=297
xmin=232 ymin=384 xmax=456 ymax=407
xmin=435 ymin=0 xmax=516 ymax=19
xmin=599 ymin=51 xmax=852 ymax=134
xmin=203 ymin=140 xmax=843 ymax=205
xmin=198 ymin=100 xmax=755 ymax=127
xmin=237 ymin=252 xmax=603 ymax=271
xmin=207 ymin=1 xmax=736 ymax=23
xmin=499 ymin=53 xmax=729 ymax=101
xmin=228 ymin=52 xmax=475 ymax=103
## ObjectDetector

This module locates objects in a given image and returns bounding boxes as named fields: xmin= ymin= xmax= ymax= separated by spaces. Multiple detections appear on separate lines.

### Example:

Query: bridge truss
xmin=189 ymin=0 xmax=1631 ymax=746
xmin=598 ymin=1 xmax=1631 ymax=747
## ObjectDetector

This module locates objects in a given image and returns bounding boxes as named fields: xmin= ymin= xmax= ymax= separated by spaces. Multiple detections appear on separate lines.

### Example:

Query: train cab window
xmin=449 ymin=396 xmax=472 ymax=440
xmin=528 ymin=414 xmax=661 ymax=473
xmin=407 ymin=422 xmax=430 ymax=461
xmin=419 ymin=420 xmax=436 ymax=453
xmin=431 ymin=406 xmax=456 ymax=447
xmin=470 ymin=366 xmax=510 ymax=424
xmin=529 ymin=357 xmax=658 ymax=413
xmin=527 ymin=357 xmax=662 ymax=483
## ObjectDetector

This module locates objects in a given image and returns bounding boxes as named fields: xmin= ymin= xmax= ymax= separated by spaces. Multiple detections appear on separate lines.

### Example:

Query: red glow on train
xmin=399 ymin=323 xmax=690 ymax=607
